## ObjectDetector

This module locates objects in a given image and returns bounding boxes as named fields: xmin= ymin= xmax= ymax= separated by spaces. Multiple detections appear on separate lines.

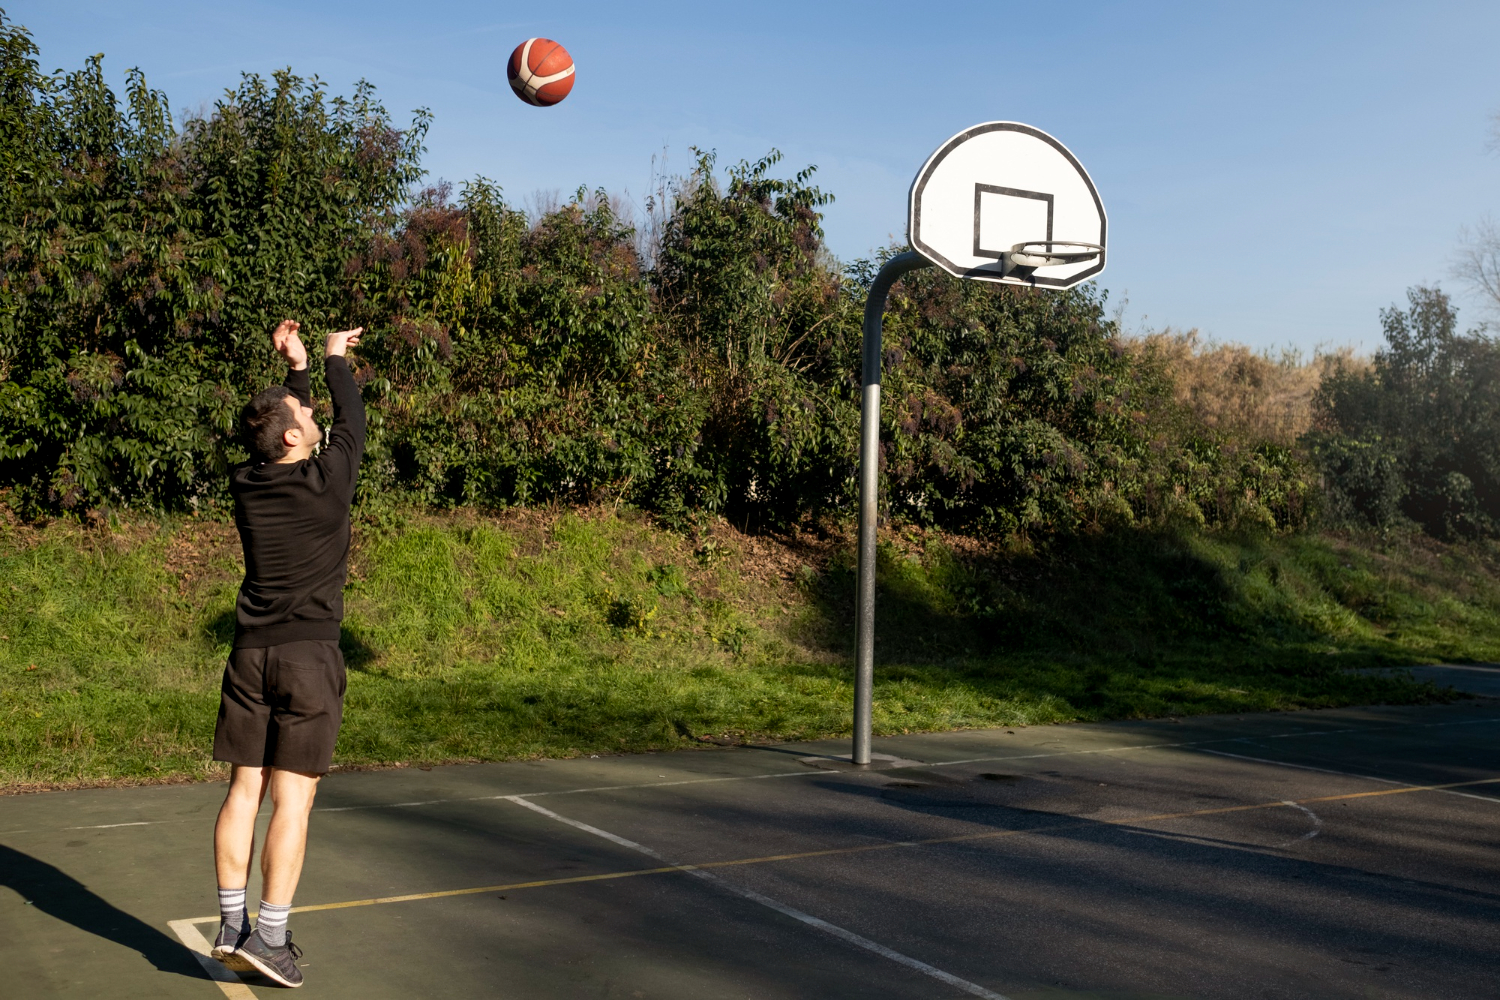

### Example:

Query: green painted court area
xmin=3 ymin=686 xmax=1499 ymax=999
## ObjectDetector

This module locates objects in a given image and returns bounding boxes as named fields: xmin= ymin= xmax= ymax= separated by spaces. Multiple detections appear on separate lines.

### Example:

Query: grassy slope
xmin=2 ymin=507 xmax=1494 ymax=790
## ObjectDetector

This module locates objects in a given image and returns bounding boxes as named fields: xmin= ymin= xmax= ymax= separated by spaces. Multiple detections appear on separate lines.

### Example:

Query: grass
xmin=2 ymin=505 xmax=1496 ymax=791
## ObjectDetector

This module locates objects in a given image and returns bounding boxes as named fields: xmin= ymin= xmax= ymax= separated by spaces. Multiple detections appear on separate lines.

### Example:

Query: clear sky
xmin=12 ymin=1 xmax=1499 ymax=351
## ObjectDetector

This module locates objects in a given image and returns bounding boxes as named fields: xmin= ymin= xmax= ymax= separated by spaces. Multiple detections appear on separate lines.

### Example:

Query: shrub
xmin=0 ymin=14 xmax=1313 ymax=539
xmin=1312 ymin=286 xmax=1500 ymax=538
xmin=0 ymin=11 xmax=424 ymax=512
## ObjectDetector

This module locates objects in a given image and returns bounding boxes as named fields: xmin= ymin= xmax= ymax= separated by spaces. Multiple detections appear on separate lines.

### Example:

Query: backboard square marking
xmin=973 ymin=185 xmax=1052 ymax=260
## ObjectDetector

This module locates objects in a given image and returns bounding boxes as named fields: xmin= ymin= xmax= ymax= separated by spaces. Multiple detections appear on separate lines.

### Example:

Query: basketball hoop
xmin=1007 ymin=241 xmax=1103 ymax=268
xmin=850 ymin=121 xmax=1110 ymax=766
xmin=999 ymin=240 xmax=1102 ymax=279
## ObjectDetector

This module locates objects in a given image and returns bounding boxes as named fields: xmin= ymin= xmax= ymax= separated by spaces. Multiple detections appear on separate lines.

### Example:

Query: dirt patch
xmin=163 ymin=517 xmax=242 ymax=594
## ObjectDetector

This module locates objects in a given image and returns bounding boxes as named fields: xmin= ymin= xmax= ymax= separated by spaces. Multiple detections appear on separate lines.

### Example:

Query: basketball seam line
xmin=510 ymin=37 xmax=573 ymax=105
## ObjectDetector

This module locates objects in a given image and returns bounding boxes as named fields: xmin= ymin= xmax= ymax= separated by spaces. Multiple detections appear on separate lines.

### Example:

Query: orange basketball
xmin=507 ymin=38 xmax=576 ymax=107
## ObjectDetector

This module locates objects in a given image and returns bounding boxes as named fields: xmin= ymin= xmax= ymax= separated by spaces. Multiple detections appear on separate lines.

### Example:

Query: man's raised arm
xmin=321 ymin=327 xmax=366 ymax=499
xmin=272 ymin=320 xmax=312 ymax=407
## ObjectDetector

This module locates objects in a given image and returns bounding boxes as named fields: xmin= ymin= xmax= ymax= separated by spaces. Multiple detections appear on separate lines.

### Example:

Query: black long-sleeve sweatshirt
xmin=230 ymin=356 xmax=365 ymax=648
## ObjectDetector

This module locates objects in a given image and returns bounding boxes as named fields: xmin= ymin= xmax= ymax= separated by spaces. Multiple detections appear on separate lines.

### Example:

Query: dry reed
xmin=1128 ymin=328 xmax=1369 ymax=446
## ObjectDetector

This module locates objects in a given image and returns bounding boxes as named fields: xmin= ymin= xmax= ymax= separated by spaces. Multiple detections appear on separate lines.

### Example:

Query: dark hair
xmin=241 ymin=386 xmax=298 ymax=462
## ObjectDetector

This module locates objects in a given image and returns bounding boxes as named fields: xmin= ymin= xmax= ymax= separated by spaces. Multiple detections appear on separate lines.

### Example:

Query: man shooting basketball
xmin=208 ymin=320 xmax=364 ymax=987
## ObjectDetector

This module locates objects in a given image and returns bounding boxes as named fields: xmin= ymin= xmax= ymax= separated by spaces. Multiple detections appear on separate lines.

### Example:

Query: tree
xmin=1451 ymin=110 xmax=1500 ymax=325
xmin=0 ymin=9 xmax=428 ymax=512
xmin=1314 ymin=286 xmax=1500 ymax=538
xmin=1454 ymin=217 xmax=1500 ymax=324
xmin=0 ymin=12 xmax=1312 ymax=537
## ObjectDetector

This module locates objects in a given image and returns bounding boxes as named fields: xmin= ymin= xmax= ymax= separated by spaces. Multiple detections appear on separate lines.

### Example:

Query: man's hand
xmin=325 ymin=327 xmax=363 ymax=359
xmin=272 ymin=320 xmax=308 ymax=371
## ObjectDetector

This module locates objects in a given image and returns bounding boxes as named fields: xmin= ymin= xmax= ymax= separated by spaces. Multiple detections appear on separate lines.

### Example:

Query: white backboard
xmin=908 ymin=122 xmax=1106 ymax=289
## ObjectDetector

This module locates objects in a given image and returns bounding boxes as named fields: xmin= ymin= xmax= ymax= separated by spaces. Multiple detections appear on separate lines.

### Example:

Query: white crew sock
xmin=217 ymin=886 xmax=247 ymax=933
xmin=256 ymin=899 xmax=292 ymax=947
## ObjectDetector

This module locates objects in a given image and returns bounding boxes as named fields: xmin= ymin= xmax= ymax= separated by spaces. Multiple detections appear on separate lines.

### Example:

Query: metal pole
xmin=853 ymin=250 xmax=932 ymax=765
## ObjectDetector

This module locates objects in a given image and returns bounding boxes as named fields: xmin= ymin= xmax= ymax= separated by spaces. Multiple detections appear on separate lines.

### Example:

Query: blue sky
xmin=13 ymin=1 xmax=1499 ymax=351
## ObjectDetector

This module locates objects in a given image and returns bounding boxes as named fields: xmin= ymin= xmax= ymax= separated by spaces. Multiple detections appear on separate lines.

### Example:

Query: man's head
xmin=242 ymin=386 xmax=321 ymax=463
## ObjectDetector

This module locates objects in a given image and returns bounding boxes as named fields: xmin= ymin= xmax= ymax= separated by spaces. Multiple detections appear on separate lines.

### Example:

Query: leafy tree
xmin=1313 ymin=285 xmax=1500 ymax=538
xmin=651 ymin=150 xmax=854 ymax=529
xmin=0 ymin=11 xmax=1313 ymax=539
xmin=0 ymin=10 xmax=425 ymax=512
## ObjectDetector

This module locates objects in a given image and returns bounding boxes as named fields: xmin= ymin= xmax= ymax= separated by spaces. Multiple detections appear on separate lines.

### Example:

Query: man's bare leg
xmin=260 ymin=768 xmax=321 ymax=904
xmin=215 ymin=765 xmax=271 ymax=888
xmin=227 ymin=768 xmax=321 ymax=987
xmin=210 ymin=765 xmax=270 ymax=967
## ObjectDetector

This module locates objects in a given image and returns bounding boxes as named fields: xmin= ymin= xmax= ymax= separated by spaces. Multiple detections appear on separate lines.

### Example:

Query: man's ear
xmin=282 ymin=425 xmax=302 ymax=450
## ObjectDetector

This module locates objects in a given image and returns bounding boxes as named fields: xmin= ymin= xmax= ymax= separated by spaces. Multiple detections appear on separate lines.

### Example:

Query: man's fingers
xmin=323 ymin=327 xmax=364 ymax=358
xmin=272 ymin=320 xmax=302 ymax=353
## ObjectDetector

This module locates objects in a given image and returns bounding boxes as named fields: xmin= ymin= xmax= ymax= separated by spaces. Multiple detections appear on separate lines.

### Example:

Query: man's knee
xmin=269 ymin=768 xmax=322 ymax=814
xmin=224 ymin=764 xmax=271 ymax=804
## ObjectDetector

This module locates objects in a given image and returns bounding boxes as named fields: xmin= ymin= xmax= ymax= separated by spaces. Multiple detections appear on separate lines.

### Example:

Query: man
xmin=209 ymin=320 xmax=364 ymax=988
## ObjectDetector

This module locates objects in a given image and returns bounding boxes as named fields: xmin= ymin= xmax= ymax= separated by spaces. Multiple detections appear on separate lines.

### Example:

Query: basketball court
xmin=3 ymin=684 xmax=1498 ymax=999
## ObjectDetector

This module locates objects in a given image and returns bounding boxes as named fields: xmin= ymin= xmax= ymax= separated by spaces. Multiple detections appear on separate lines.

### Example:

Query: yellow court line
xmin=184 ymin=773 xmax=1500 ymax=925
xmin=290 ymin=864 xmax=686 ymax=914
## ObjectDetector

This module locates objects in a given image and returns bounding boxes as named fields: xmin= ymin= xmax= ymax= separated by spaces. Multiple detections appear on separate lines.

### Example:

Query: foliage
xmin=871 ymin=274 xmax=1313 ymax=534
xmin=0 ymin=11 xmax=426 ymax=513
xmin=0 ymin=13 xmax=1309 ymax=537
xmin=1312 ymin=286 xmax=1500 ymax=539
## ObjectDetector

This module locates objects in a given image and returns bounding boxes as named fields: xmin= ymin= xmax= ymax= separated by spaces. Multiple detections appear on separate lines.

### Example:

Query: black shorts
xmin=213 ymin=640 xmax=347 ymax=774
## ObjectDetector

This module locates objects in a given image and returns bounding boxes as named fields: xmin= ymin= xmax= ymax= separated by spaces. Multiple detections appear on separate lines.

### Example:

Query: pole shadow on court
xmin=0 ymin=844 xmax=205 ymax=981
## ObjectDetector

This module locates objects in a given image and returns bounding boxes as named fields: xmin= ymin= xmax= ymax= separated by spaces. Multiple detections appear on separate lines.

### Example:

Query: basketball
xmin=507 ymin=38 xmax=576 ymax=107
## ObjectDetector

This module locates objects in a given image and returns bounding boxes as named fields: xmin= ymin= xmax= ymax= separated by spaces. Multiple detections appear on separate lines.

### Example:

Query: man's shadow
xmin=0 ymin=844 xmax=204 ymax=980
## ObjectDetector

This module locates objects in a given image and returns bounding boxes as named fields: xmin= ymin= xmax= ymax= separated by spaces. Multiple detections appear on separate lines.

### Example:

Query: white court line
xmin=1197 ymin=748 xmax=1500 ymax=806
xmin=504 ymin=795 xmax=1012 ymax=1000
xmin=321 ymin=714 xmax=1500 ymax=807
xmin=1275 ymin=800 xmax=1323 ymax=846
xmin=318 ymin=797 xmax=458 ymax=813
xmin=305 ymin=736 xmax=1271 ymax=813
xmin=167 ymin=919 xmax=255 ymax=999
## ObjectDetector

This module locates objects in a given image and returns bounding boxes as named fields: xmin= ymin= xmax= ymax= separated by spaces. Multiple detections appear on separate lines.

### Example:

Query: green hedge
xmin=0 ymin=12 xmax=1309 ymax=535
xmin=1311 ymin=286 xmax=1500 ymax=539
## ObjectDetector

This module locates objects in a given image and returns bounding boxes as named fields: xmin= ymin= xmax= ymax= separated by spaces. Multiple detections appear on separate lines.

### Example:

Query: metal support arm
xmin=852 ymin=250 xmax=932 ymax=765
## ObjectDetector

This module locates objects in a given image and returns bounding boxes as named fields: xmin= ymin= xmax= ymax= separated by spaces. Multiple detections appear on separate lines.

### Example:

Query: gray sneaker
xmin=237 ymin=929 xmax=304 ymax=988
xmin=209 ymin=919 xmax=253 ymax=972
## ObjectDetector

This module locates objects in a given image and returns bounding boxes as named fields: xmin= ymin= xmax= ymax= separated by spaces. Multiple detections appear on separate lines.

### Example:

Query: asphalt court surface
xmin=1367 ymin=662 xmax=1500 ymax=698
xmin=2 ymin=696 xmax=1498 ymax=999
